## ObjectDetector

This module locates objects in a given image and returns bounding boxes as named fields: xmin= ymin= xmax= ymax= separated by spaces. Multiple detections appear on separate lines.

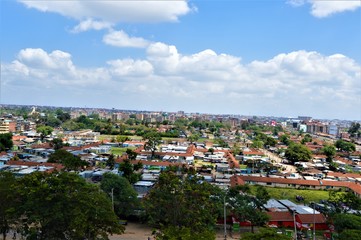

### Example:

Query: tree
xmin=118 ymin=156 xmax=142 ymax=184
xmin=16 ymin=172 xmax=124 ymax=240
xmin=143 ymin=131 xmax=161 ymax=159
xmin=333 ymin=213 xmax=361 ymax=233
xmin=227 ymin=187 xmax=269 ymax=233
xmin=50 ymin=137 xmax=63 ymax=150
xmin=100 ymin=173 xmax=139 ymax=218
xmin=126 ymin=148 xmax=138 ymax=160
xmin=0 ymin=172 xmax=19 ymax=240
xmin=285 ymin=143 xmax=312 ymax=164
xmin=322 ymin=144 xmax=336 ymax=162
xmin=241 ymin=227 xmax=291 ymax=240
xmin=187 ymin=134 xmax=200 ymax=144
xmin=36 ymin=125 xmax=53 ymax=141
xmin=251 ymin=140 xmax=264 ymax=149
xmin=255 ymin=185 xmax=270 ymax=205
xmin=144 ymin=172 xmax=221 ymax=238
xmin=335 ymin=140 xmax=356 ymax=153
xmin=48 ymin=149 xmax=88 ymax=171
xmin=279 ymin=134 xmax=291 ymax=146
xmin=0 ymin=133 xmax=13 ymax=151
xmin=301 ymin=134 xmax=312 ymax=144
xmin=106 ymin=154 xmax=115 ymax=170
xmin=348 ymin=122 xmax=361 ymax=138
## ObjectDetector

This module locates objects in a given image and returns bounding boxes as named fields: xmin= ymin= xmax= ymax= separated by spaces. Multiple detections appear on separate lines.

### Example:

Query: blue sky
xmin=1 ymin=0 xmax=360 ymax=120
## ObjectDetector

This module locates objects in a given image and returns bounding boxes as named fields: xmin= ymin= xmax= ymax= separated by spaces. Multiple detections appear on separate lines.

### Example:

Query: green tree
xmin=227 ymin=187 xmax=269 ymax=233
xmin=144 ymin=172 xmax=221 ymax=238
xmin=106 ymin=154 xmax=115 ymax=170
xmin=118 ymin=157 xmax=142 ymax=184
xmin=251 ymin=140 xmax=264 ymax=149
xmin=50 ymin=137 xmax=63 ymax=150
xmin=279 ymin=134 xmax=291 ymax=146
xmin=36 ymin=125 xmax=53 ymax=141
xmin=322 ymin=144 xmax=336 ymax=162
xmin=16 ymin=172 xmax=123 ymax=240
xmin=348 ymin=122 xmax=361 ymax=138
xmin=301 ymin=134 xmax=312 ymax=144
xmin=0 ymin=172 xmax=19 ymax=240
xmin=126 ymin=148 xmax=138 ymax=160
xmin=333 ymin=213 xmax=361 ymax=233
xmin=48 ymin=149 xmax=88 ymax=171
xmin=241 ymin=227 xmax=291 ymax=240
xmin=100 ymin=173 xmax=139 ymax=218
xmin=0 ymin=133 xmax=13 ymax=151
xmin=187 ymin=134 xmax=200 ymax=143
xmin=335 ymin=140 xmax=356 ymax=153
xmin=285 ymin=143 xmax=312 ymax=164
xmin=143 ymin=131 xmax=161 ymax=158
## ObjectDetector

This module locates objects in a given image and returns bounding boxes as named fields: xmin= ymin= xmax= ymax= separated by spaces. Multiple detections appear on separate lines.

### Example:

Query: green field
xmin=249 ymin=186 xmax=331 ymax=203
xmin=111 ymin=147 xmax=136 ymax=156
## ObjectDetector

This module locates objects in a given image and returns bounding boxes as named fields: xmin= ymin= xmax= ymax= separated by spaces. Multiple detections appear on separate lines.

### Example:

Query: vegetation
xmin=143 ymin=131 xmax=162 ymax=158
xmin=284 ymin=142 xmax=312 ymax=163
xmin=36 ymin=125 xmax=53 ymax=141
xmin=0 ymin=171 xmax=123 ymax=240
xmin=48 ymin=149 xmax=89 ymax=170
xmin=144 ymin=171 xmax=222 ymax=239
xmin=335 ymin=139 xmax=356 ymax=153
xmin=249 ymin=186 xmax=330 ymax=203
xmin=322 ymin=144 xmax=336 ymax=162
xmin=100 ymin=173 xmax=139 ymax=218
xmin=333 ymin=214 xmax=361 ymax=240
xmin=241 ymin=227 xmax=291 ymax=240
xmin=0 ymin=133 xmax=13 ymax=151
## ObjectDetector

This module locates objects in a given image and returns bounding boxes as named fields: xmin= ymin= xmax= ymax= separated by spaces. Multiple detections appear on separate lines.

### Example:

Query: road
xmin=261 ymin=149 xmax=297 ymax=173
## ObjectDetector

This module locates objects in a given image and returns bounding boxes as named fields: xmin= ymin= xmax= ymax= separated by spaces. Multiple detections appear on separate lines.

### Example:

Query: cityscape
xmin=1 ymin=0 xmax=361 ymax=240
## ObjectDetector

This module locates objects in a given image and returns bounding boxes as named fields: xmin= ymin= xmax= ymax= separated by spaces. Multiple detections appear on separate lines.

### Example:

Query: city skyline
xmin=1 ymin=0 xmax=360 ymax=120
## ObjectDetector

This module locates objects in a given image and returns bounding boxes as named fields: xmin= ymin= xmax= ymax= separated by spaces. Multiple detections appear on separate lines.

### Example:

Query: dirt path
xmin=109 ymin=222 xmax=243 ymax=240
xmin=261 ymin=149 xmax=297 ymax=173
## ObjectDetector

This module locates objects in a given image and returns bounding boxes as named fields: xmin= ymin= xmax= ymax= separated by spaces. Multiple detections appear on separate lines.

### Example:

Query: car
xmin=119 ymin=220 xmax=128 ymax=225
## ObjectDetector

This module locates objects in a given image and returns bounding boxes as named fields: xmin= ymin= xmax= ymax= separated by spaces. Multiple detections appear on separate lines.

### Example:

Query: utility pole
xmin=293 ymin=210 xmax=297 ymax=240
xmin=224 ymin=194 xmax=227 ymax=240
xmin=111 ymin=188 xmax=114 ymax=212
xmin=313 ymin=203 xmax=316 ymax=240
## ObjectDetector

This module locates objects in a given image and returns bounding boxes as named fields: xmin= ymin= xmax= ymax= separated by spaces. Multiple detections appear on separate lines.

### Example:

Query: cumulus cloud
xmin=103 ymin=30 xmax=150 ymax=48
xmin=18 ymin=0 xmax=192 ymax=23
xmin=71 ymin=19 xmax=113 ymax=33
xmin=2 ymin=47 xmax=360 ymax=119
xmin=287 ymin=0 xmax=361 ymax=18
xmin=310 ymin=1 xmax=361 ymax=18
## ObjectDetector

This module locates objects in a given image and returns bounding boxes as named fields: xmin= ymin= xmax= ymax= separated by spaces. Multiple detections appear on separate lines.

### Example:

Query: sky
xmin=1 ymin=0 xmax=360 ymax=120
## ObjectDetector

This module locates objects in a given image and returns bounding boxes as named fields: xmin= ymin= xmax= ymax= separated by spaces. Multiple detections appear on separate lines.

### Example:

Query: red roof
xmin=266 ymin=211 xmax=293 ymax=221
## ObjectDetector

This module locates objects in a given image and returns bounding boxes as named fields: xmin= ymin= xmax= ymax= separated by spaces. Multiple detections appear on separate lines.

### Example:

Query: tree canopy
xmin=143 ymin=131 xmax=161 ymax=158
xmin=36 ymin=125 xmax=53 ymax=141
xmin=144 ymin=171 xmax=222 ymax=239
xmin=100 ymin=173 xmax=139 ymax=218
xmin=335 ymin=140 xmax=356 ymax=153
xmin=285 ymin=143 xmax=312 ymax=164
xmin=48 ymin=149 xmax=88 ymax=171
xmin=1 ymin=171 xmax=123 ymax=240
xmin=0 ymin=133 xmax=13 ymax=151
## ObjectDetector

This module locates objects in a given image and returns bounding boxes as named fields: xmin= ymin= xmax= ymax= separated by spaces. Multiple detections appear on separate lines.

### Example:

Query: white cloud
xmin=310 ymin=0 xmax=361 ymax=18
xmin=287 ymin=0 xmax=361 ymax=18
xmin=18 ymin=0 xmax=192 ymax=23
xmin=2 ymin=47 xmax=360 ymax=119
xmin=103 ymin=30 xmax=150 ymax=48
xmin=71 ymin=19 xmax=113 ymax=33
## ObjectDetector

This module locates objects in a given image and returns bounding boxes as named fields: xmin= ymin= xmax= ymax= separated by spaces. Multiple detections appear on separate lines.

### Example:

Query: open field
xmin=111 ymin=147 xmax=136 ymax=156
xmin=249 ymin=186 xmax=331 ymax=203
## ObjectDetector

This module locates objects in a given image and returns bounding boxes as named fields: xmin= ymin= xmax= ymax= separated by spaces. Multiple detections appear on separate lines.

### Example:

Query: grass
xmin=111 ymin=147 xmax=136 ymax=156
xmin=249 ymin=186 xmax=331 ymax=203
xmin=97 ymin=135 xmax=142 ymax=141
